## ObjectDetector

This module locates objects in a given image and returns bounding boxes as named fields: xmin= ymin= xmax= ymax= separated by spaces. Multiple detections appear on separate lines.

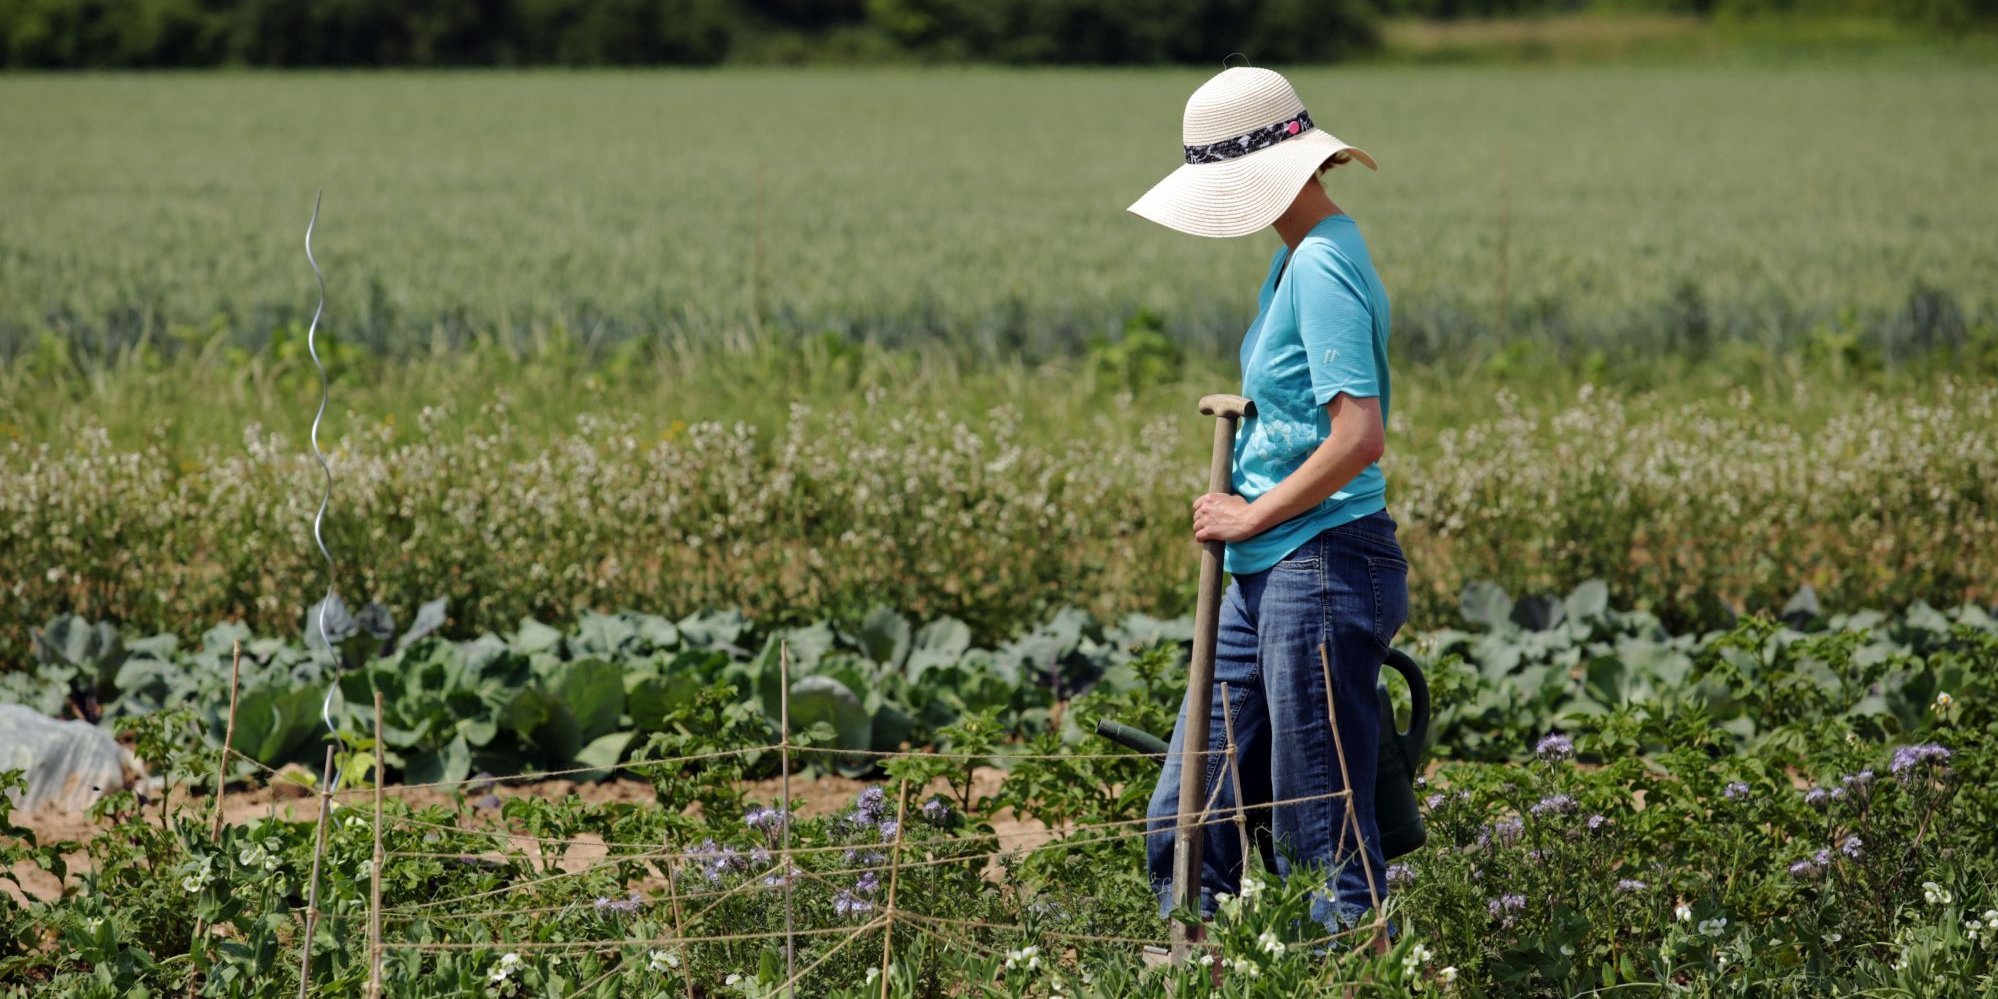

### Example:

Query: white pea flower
xmin=648 ymin=949 xmax=680 ymax=972
xmin=1258 ymin=930 xmax=1285 ymax=956
xmin=1439 ymin=966 xmax=1458 ymax=983
xmin=1675 ymin=903 xmax=1693 ymax=922
xmin=1239 ymin=876 xmax=1264 ymax=900
xmin=488 ymin=952 xmax=522 ymax=985
xmin=1922 ymin=882 xmax=1954 ymax=906
xmin=1698 ymin=917 xmax=1728 ymax=937
xmin=1196 ymin=954 xmax=1215 ymax=968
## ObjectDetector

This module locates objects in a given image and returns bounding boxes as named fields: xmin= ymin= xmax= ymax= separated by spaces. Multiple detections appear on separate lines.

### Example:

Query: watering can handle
xmin=1382 ymin=648 xmax=1429 ymax=765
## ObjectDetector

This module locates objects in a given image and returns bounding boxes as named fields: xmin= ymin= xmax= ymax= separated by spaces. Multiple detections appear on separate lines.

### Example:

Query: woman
xmin=1129 ymin=66 xmax=1409 ymax=934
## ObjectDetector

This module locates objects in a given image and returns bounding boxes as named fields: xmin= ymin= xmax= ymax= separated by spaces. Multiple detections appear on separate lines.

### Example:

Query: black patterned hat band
xmin=1183 ymin=110 xmax=1315 ymax=166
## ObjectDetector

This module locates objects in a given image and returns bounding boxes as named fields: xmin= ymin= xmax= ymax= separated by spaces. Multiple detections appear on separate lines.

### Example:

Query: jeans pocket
xmin=1365 ymin=555 xmax=1410 ymax=650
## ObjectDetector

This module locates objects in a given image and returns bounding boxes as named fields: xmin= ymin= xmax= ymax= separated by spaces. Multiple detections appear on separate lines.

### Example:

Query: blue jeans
xmin=1145 ymin=510 xmax=1410 ymax=932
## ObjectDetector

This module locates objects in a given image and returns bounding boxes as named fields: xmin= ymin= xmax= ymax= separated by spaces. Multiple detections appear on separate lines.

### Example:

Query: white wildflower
xmin=648 ymin=949 xmax=680 ymax=972
xmin=1258 ymin=930 xmax=1285 ymax=956
xmin=1439 ymin=966 xmax=1458 ymax=983
xmin=1675 ymin=903 xmax=1693 ymax=922
xmin=1698 ymin=917 xmax=1728 ymax=937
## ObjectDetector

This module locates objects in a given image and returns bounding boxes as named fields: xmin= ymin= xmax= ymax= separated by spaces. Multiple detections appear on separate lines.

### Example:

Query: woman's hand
xmin=1192 ymin=493 xmax=1260 ymax=543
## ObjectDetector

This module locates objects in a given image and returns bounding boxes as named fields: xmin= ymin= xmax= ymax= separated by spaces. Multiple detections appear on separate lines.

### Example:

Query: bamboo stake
xmin=1496 ymin=141 xmax=1512 ymax=338
xmin=1218 ymin=683 xmax=1253 ymax=874
xmin=190 ymin=639 xmax=244 ymax=999
xmin=210 ymin=639 xmax=243 ymax=841
xmin=1318 ymin=643 xmax=1385 ymax=946
xmin=779 ymin=639 xmax=795 ymax=998
xmin=877 ymin=782 xmax=911 ymax=999
xmin=297 ymin=745 xmax=337 ymax=999
xmin=368 ymin=691 xmax=385 ymax=999
xmin=664 ymin=849 xmax=696 ymax=999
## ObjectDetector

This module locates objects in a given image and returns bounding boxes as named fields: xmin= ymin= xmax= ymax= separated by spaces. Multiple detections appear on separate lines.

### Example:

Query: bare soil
xmin=7 ymin=767 xmax=1048 ymax=904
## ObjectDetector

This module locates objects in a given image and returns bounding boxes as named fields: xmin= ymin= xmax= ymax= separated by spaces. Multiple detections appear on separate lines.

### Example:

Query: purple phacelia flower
xmin=1842 ymin=769 xmax=1874 ymax=791
xmin=1476 ymin=817 xmax=1525 ymax=849
xmin=1804 ymin=788 xmax=1831 ymax=809
xmin=1813 ymin=849 xmax=1832 ymax=867
xmin=1530 ymin=794 xmax=1578 ymax=818
xmin=1789 ymin=859 xmax=1822 ymax=880
xmin=1587 ymin=814 xmax=1610 ymax=832
xmin=593 ymin=892 xmax=643 ymax=914
xmin=745 ymin=806 xmax=789 ymax=833
xmin=1424 ymin=793 xmax=1446 ymax=811
xmin=1829 ymin=786 xmax=1848 ymax=802
xmin=878 ymin=820 xmax=900 ymax=841
xmin=1891 ymin=743 xmax=1953 ymax=782
xmin=832 ymin=890 xmax=875 ymax=918
xmin=1387 ymin=863 xmax=1415 ymax=887
xmin=1489 ymin=894 xmax=1526 ymax=927
xmin=1535 ymin=733 xmax=1575 ymax=763
xmin=856 ymin=786 xmax=887 ymax=820
xmin=921 ymin=797 xmax=950 ymax=822
xmin=1840 ymin=835 xmax=1863 ymax=860
xmin=855 ymin=871 xmax=881 ymax=895
xmin=1723 ymin=781 xmax=1751 ymax=801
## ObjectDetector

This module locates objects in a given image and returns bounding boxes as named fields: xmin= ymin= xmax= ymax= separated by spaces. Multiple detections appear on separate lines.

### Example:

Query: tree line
xmin=0 ymin=0 xmax=1987 ymax=68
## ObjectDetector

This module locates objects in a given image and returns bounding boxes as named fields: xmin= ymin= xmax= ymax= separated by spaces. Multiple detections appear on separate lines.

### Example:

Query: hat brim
xmin=1128 ymin=131 xmax=1376 ymax=239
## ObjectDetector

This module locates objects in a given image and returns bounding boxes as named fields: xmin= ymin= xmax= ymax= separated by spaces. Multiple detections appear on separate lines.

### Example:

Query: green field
xmin=7 ymin=61 xmax=1998 ymax=999
xmin=3 ymin=66 xmax=1996 ymax=363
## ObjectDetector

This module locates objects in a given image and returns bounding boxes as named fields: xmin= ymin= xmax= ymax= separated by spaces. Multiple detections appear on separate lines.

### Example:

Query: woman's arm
xmin=1191 ymin=393 xmax=1383 ymax=543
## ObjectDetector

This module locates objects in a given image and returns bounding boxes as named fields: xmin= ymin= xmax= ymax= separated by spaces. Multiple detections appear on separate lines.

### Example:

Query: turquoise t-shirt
xmin=1224 ymin=213 xmax=1393 ymax=575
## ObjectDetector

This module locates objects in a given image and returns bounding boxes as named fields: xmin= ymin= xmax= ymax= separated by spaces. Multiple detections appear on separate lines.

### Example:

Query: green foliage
xmin=3 ymin=68 xmax=1996 ymax=365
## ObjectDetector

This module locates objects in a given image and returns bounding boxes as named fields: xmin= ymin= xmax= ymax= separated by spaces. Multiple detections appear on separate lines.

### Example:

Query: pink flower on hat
xmin=1286 ymin=120 xmax=1301 ymax=135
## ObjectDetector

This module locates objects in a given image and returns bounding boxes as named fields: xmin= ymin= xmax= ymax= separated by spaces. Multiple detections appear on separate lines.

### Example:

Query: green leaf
xmin=1460 ymin=581 xmax=1513 ymax=631
xmin=514 ymin=617 xmax=563 ymax=655
xmin=1565 ymin=580 xmax=1610 ymax=622
xmin=230 ymin=682 xmax=329 ymax=766
xmin=504 ymin=687 xmax=581 ymax=764
xmin=405 ymin=733 xmax=471 ymax=785
xmin=553 ymin=659 xmax=625 ymax=743
xmin=573 ymin=731 xmax=635 ymax=778
xmin=789 ymin=675 xmax=871 ymax=753
xmin=628 ymin=673 xmax=701 ymax=731
xmin=856 ymin=606 xmax=912 ymax=669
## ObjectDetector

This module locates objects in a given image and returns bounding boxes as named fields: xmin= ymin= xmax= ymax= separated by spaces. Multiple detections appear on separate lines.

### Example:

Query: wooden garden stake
xmin=1318 ymin=642 xmax=1385 ymax=948
xmin=368 ymin=692 xmax=385 ymax=999
xmin=297 ymin=745 xmax=336 ymax=999
xmin=210 ymin=639 xmax=243 ymax=841
xmin=779 ymin=640 xmax=795 ymax=998
xmin=1219 ymin=683 xmax=1253 ymax=872
xmin=664 ymin=846 xmax=696 ymax=999
xmin=877 ymin=782 xmax=911 ymax=999
xmin=189 ymin=639 xmax=244 ymax=998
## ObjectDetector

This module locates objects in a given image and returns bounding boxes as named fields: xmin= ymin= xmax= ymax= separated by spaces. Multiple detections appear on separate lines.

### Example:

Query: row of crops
xmin=6 ymin=583 xmax=1996 ymax=996
xmin=9 ymin=378 xmax=1996 ymax=664
xmin=14 ymin=582 xmax=1994 ymax=783
xmin=4 ymin=69 xmax=1995 ymax=362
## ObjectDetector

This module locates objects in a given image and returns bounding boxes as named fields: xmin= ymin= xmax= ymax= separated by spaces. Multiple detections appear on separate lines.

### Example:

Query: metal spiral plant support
xmin=302 ymin=191 xmax=347 ymax=786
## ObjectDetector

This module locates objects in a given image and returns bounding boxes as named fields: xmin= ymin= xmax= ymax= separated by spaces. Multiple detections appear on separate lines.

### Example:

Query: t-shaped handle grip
xmin=1198 ymin=393 xmax=1256 ymax=421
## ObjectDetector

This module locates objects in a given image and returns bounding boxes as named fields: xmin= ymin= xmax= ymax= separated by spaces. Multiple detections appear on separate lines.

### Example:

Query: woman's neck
xmin=1273 ymin=180 xmax=1342 ymax=250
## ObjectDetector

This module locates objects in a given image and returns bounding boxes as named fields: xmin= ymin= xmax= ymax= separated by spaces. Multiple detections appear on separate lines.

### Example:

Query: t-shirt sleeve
xmin=1290 ymin=247 xmax=1380 ymax=406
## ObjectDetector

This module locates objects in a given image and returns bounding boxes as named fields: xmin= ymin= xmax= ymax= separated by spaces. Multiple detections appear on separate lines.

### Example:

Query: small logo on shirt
xmin=1324 ymin=349 xmax=1339 ymax=366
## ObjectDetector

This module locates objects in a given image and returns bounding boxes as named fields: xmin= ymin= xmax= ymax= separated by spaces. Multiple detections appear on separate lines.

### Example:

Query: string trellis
xmin=205 ymin=638 xmax=1387 ymax=998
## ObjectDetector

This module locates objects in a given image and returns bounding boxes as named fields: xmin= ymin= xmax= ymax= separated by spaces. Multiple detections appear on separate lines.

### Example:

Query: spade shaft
xmin=1170 ymin=393 xmax=1254 ymax=958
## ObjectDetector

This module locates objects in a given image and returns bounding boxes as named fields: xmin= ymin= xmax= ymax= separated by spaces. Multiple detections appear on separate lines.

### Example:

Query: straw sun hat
xmin=1128 ymin=67 xmax=1376 ymax=239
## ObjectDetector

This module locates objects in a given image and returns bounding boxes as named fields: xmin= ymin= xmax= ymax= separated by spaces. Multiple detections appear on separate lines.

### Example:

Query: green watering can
xmin=1095 ymin=648 xmax=1429 ymax=860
